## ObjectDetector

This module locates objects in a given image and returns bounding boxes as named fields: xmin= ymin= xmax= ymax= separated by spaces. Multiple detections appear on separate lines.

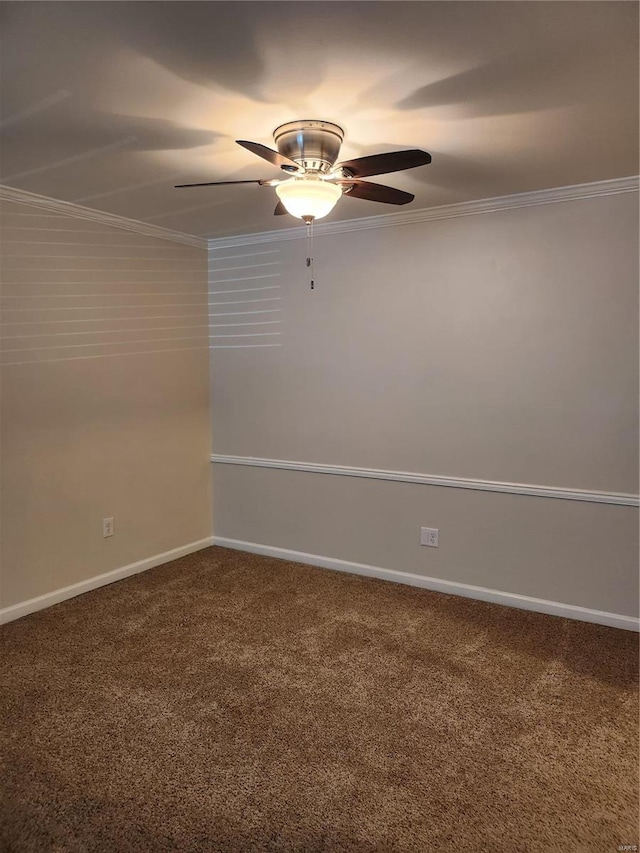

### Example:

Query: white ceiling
xmin=1 ymin=1 xmax=637 ymax=239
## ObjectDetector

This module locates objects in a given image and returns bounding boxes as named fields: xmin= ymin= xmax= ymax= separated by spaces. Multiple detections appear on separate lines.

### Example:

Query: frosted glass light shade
xmin=275 ymin=178 xmax=342 ymax=220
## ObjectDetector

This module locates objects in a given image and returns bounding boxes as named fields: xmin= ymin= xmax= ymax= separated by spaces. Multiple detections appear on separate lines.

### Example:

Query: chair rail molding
xmin=210 ymin=454 xmax=640 ymax=507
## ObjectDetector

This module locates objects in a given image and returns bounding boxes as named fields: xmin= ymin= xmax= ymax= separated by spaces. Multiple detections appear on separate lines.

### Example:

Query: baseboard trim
xmin=0 ymin=536 xmax=214 ymax=625
xmin=211 ymin=454 xmax=639 ymax=507
xmin=213 ymin=536 xmax=639 ymax=632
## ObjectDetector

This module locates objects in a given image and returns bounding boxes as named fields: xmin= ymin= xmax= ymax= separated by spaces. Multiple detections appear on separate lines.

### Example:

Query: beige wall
xmin=0 ymin=200 xmax=212 ymax=609
xmin=210 ymin=190 xmax=639 ymax=618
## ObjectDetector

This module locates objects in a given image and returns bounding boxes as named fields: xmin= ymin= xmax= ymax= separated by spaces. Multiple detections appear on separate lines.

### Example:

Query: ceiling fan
xmin=175 ymin=120 xmax=431 ymax=222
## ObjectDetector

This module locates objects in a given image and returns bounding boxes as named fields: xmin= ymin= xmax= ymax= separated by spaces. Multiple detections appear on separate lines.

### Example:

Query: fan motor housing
xmin=274 ymin=120 xmax=344 ymax=173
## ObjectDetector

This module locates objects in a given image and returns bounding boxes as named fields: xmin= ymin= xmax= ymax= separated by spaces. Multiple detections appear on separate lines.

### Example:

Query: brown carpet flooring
xmin=1 ymin=546 xmax=638 ymax=853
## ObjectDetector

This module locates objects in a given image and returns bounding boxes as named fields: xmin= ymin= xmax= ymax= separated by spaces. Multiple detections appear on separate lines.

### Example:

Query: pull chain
xmin=304 ymin=216 xmax=315 ymax=290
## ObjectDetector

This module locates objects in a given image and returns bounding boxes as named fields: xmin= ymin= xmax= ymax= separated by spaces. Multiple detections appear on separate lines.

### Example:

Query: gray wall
xmin=210 ymin=190 xmax=639 ymax=618
xmin=1 ymin=200 xmax=212 ymax=609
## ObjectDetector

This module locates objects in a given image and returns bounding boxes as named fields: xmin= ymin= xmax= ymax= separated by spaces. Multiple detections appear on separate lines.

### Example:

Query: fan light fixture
xmin=275 ymin=177 xmax=342 ymax=221
xmin=175 ymin=120 xmax=432 ymax=287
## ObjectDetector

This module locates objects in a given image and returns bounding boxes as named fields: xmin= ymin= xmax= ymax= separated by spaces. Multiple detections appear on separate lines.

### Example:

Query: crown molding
xmin=3 ymin=175 xmax=635 ymax=252
xmin=0 ymin=184 xmax=207 ymax=249
xmin=211 ymin=454 xmax=640 ymax=508
xmin=208 ymin=175 xmax=640 ymax=249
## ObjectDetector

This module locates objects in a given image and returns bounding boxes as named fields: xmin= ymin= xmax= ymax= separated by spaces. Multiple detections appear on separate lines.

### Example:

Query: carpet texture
xmin=1 ymin=546 xmax=638 ymax=852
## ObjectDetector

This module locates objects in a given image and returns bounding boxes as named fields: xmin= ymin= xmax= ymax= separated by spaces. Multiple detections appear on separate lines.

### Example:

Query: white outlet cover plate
xmin=420 ymin=527 xmax=439 ymax=547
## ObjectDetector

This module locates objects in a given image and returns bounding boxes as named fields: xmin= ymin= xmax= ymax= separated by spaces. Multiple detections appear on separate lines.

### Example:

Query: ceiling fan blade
xmin=339 ymin=180 xmax=414 ymax=205
xmin=236 ymin=140 xmax=300 ymax=172
xmin=274 ymin=201 xmax=288 ymax=216
xmin=336 ymin=149 xmax=431 ymax=178
xmin=175 ymin=179 xmax=268 ymax=188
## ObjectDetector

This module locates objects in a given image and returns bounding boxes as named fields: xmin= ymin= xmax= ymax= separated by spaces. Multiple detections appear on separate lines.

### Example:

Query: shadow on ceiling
xmin=396 ymin=43 xmax=638 ymax=118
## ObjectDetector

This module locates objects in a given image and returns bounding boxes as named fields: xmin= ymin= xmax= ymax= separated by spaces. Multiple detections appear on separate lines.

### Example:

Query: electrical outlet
xmin=102 ymin=517 xmax=114 ymax=538
xmin=420 ymin=527 xmax=439 ymax=547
